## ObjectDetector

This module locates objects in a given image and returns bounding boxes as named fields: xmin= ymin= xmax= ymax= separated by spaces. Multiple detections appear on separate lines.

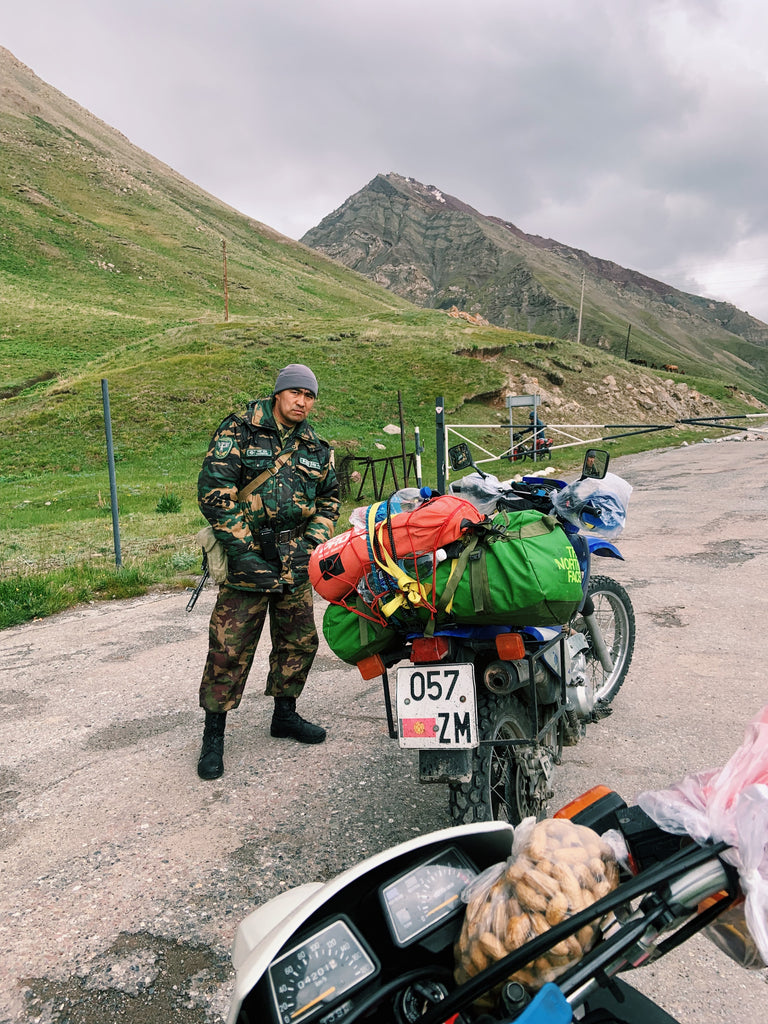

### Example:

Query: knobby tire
xmin=577 ymin=574 xmax=636 ymax=704
xmin=448 ymin=692 xmax=537 ymax=826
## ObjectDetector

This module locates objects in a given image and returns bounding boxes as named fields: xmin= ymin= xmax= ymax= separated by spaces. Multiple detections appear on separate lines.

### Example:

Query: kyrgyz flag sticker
xmin=400 ymin=717 xmax=437 ymax=739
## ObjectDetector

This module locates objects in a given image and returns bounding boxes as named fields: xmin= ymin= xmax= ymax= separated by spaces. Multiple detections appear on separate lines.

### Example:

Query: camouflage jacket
xmin=198 ymin=398 xmax=340 ymax=591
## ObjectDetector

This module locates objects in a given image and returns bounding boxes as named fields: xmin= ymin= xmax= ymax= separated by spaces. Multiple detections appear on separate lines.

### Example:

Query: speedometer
xmin=268 ymin=917 xmax=379 ymax=1024
xmin=379 ymin=847 xmax=478 ymax=947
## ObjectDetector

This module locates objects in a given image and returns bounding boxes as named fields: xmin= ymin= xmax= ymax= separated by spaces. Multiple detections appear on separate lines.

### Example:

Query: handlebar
xmin=415 ymin=839 xmax=735 ymax=1024
xmin=232 ymin=802 xmax=745 ymax=1024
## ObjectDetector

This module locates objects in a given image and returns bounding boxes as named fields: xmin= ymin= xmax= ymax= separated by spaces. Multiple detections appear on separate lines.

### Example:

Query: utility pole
xmin=576 ymin=270 xmax=585 ymax=344
xmin=624 ymin=323 xmax=632 ymax=360
xmin=222 ymin=239 xmax=229 ymax=322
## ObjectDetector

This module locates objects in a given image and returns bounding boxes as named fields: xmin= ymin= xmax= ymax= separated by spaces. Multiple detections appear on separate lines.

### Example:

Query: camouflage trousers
xmin=198 ymin=583 xmax=319 ymax=712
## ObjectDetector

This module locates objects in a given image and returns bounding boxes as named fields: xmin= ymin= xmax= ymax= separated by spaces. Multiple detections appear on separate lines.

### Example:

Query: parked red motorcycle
xmin=510 ymin=435 xmax=554 ymax=462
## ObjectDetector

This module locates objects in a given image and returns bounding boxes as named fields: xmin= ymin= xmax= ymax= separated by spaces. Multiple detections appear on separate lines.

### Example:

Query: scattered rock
xmin=447 ymin=306 xmax=491 ymax=326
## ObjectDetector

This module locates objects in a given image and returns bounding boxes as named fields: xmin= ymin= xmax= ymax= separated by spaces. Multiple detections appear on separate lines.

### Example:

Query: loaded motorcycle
xmin=225 ymin=768 xmax=765 ymax=1024
xmin=510 ymin=433 xmax=554 ymax=463
xmin=314 ymin=447 xmax=635 ymax=827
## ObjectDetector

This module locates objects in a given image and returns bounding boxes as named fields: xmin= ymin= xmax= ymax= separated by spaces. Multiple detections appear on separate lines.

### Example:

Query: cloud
xmin=4 ymin=0 xmax=768 ymax=320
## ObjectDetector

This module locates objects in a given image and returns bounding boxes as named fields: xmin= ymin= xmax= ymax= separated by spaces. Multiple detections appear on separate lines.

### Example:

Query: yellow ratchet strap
xmin=366 ymin=503 xmax=430 ymax=618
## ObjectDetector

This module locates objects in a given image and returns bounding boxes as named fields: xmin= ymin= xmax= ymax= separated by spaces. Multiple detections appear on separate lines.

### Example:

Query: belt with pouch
xmin=276 ymin=525 xmax=305 ymax=544
xmin=259 ymin=524 xmax=305 ymax=565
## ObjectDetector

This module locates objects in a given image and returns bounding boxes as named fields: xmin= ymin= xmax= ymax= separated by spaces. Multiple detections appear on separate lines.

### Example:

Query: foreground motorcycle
xmin=225 ymin=771 xmax=765 ymax=1024
xmin=339 ymin=447 xmax=636 ymax=826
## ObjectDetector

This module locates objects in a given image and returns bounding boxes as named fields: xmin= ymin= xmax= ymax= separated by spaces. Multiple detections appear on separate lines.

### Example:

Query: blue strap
xmin=513 ymin=983 xmax=572 ymax=1024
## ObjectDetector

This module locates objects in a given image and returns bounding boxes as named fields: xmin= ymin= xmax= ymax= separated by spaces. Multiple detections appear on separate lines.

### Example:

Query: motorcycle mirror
xmin=448 ymin=443 xmax=487 ymax=478
xmin=582 ymin=448 xmax=610 ymax=480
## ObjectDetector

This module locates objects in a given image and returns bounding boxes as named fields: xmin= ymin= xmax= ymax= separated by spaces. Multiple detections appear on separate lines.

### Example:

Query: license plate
xmin=396 ymin=664 xmax=478 ymax=749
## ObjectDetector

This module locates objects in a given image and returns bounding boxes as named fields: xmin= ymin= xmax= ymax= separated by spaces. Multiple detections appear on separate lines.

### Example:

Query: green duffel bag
xmin=430 ymin=510 xmax=584 ymax=626
xmin=322 ymin=596 xmax=401 ymax=665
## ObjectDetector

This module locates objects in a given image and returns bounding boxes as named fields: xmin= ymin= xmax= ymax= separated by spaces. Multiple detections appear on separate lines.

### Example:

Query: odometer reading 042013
xmin=268 ymin=917 xmax=379 ymax=1024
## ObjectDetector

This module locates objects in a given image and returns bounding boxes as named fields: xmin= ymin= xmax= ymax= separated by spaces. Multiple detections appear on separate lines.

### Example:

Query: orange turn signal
xmin=495 ymin=632 xmax=526 ymax=661
xmin=698 ymin=890 xmax=738 ymax=913
xmin=357 ymin=654 xmax=385 ymax=680
xmin=554 ymin=785 xmax=615 ymax=819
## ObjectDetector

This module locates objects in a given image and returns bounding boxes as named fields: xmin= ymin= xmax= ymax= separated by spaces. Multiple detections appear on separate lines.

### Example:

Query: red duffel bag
xmin=309 ymin=494 xmax=485 ymax=603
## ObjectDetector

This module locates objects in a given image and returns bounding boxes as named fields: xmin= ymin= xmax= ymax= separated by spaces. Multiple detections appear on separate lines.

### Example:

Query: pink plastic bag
xmin=637 ymin=705 xmax=768 ymax=966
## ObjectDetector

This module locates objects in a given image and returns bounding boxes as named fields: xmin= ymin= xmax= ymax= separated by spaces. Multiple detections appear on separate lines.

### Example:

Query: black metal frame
xmin=381 ymin=667 xmax=397 ymax=739
xmin=476 ymin=631 xmax=569 ymax=757
xmin=349 ymin=452 xmax=418 ymax=502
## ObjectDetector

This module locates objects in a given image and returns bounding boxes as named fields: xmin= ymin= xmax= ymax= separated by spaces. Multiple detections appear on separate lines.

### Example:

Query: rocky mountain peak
xmin=301 ymin=172 xmax=768 ymax=377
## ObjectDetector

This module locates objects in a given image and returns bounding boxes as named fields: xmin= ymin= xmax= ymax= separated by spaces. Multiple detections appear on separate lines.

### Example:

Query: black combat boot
xmin=270 ymin=696 xmax=326 ymax=744
xmin=197 ymin=710 xmax=227 ymax=779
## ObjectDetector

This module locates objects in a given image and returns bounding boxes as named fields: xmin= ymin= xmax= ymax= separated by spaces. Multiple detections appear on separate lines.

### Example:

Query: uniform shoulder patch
xmin=214 ymin=437 xmax=234 ymax=458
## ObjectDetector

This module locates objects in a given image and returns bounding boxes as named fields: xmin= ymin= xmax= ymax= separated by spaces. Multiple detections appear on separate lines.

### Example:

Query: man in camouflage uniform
xmin=196 ymin=364 xmax=340 ymax=780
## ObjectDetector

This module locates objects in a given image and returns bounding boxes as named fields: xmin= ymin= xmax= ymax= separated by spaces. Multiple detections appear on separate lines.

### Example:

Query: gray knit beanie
xmin=273 ymin=363 xmax=318 ymax=397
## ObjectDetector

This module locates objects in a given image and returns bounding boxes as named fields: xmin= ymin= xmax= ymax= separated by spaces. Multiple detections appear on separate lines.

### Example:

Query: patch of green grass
xmin=2 ymin=97 xmax=766 ymax=627
xmin=156 ymin=488 xmax=183 ymax=514
xmin=0 ymin=565 xmax=149 ymax=628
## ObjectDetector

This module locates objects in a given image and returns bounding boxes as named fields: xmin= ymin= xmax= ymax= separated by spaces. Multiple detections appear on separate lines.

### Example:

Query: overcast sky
xmin=4 ymin=0 xmax=768 ymax=322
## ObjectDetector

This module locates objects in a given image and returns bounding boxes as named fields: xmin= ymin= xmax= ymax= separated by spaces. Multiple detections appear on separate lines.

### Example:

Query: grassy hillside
xmin=0 ymin=115 xmax=415 ymax=391
xmin=3 ymin=305 xmax=758 ymax=629
xmin=0 ymin=47 xmax=763 ymax=628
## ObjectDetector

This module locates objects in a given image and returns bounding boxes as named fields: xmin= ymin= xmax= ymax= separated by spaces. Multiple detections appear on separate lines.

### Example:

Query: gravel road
xmin=1 ymin=437 xmax=767 ymax=1023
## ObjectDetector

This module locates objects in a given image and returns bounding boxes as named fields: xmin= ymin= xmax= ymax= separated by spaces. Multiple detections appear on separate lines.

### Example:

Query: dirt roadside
xmin=1 ymin=438 xmax=767 ymax=1023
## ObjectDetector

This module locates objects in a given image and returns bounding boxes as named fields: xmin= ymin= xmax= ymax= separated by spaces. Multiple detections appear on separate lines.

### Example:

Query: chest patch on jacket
xmin=214 ymin=438 xmax=234 ymax=458
xmin=298 ymin=456 xmax=321 ymax=471
xmin=245 ymin=447 xmax=273 ymax=458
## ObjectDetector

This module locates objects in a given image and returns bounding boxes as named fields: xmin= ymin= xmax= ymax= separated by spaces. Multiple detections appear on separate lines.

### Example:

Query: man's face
xmin=273 ymin=388 xmax=316 ymax=427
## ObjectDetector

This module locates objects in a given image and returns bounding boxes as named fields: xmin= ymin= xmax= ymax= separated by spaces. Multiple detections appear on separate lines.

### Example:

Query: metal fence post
xmin=101 ymin=379 xmax=122 ymax=567
xmin=435 ymin=396 xmax=446 ymax=493
xmin=414 ymin=426 xmax=423 ymax=487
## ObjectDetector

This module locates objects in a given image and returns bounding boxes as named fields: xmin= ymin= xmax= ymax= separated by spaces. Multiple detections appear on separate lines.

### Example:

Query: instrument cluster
xmin=265 ymin=845 xmax=478 ymax=1024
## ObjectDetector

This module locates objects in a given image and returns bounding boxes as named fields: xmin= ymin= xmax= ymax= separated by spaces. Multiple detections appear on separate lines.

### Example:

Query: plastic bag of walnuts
xmin=454 ymin=816 xmax=619 ymax=994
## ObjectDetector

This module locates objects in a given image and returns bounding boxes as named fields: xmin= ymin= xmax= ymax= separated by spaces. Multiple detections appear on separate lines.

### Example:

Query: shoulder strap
xmin=236 ymin=438 xmax=301 ymax=503
xmin=423 ymin=532 xmax=483 ymax=634
xmin=434 ymin=535 xmax=479 ymax=618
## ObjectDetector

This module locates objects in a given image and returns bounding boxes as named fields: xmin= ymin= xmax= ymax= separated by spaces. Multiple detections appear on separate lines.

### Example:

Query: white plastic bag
xmin=551 ymin=472 xmax=632 ymax=539
xmin=448 ymin=472 xmax=504 ymax=514
xmin=637 ymin=705 xmax=768 ymax=966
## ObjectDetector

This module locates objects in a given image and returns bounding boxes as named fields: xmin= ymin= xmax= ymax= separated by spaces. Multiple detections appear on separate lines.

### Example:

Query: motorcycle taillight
xmin=410 ymin=636 xmax=452 ymax=663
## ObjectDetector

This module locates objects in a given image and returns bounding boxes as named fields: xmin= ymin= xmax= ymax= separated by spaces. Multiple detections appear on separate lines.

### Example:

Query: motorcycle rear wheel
xmin=448 ymin=692 xmax=551 ymax=826
xmin=575 ymin=574 xmax=635 ymax=704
